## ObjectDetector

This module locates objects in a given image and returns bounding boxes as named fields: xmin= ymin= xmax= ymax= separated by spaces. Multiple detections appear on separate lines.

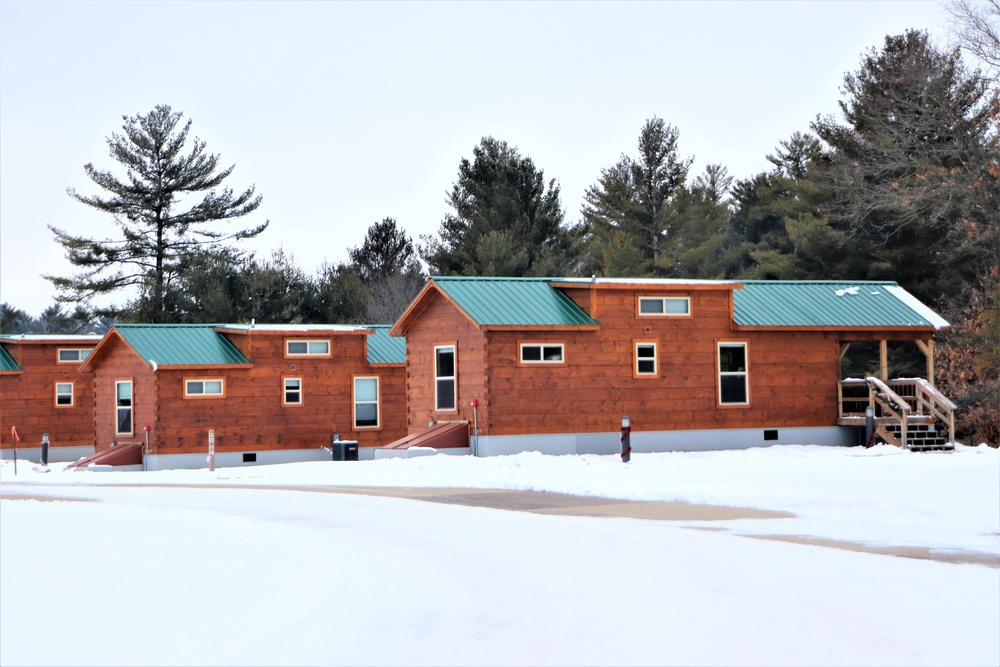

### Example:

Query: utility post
xmin=621 ymin=416 xmax=631 ymax=463
xmin=11 ymin=426 xmax=20 ymax=475
xmin=471 ymin=399 xmax=480 ymax=457
xmin=208 ymin=429 xmax=216 ymax=472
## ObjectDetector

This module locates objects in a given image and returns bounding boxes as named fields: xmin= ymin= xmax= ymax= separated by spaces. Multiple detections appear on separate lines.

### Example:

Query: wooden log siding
xmin=90 ymin=330 xmax=406 ymax=456
xmin=92 ymin=342 xmax=153 ymax=450
xmin=0 ymin=341 xmax=97 ymax=451
xmin=403 ymin=292 xmax=486 ymax=433
xmin=400 ymin=284 xmax=848 ymax=438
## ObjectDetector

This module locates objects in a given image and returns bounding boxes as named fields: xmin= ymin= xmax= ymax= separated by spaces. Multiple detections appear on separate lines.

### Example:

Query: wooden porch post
xmin=880 ymin=339 xmax=888 ymax=381
xmin=915 ymin=339 xmax=935 ymax=385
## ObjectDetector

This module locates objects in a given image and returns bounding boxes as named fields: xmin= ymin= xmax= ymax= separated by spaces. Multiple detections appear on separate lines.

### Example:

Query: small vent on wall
xmin=764 ymin=429 xmax=779 ymax=441
xmin=644 ymin=326 xmax=652 ymax=334
xmin=243 ymin=452 xmax=257 ymax=463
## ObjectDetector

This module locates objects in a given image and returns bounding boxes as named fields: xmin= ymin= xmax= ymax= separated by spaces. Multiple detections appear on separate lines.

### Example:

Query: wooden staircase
xmin=838 ymin=377 xmax=957 ymax=451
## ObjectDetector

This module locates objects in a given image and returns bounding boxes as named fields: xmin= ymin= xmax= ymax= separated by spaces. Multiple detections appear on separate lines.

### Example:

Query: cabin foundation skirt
xmin=474 ymin=426 xmax=856 ymax=457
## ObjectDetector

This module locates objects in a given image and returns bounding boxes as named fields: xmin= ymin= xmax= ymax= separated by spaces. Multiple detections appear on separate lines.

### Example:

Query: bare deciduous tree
xmin=365 ymin=272 xmax=426 ymax=324
xmin=945 ymin=0 xmax=1000 ymax=79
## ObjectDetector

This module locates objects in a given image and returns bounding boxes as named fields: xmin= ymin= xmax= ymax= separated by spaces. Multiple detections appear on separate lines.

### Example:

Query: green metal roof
xmin=432 ymin=277 xmax=600 ymax=327
xmin=733 ymin=281 xmax=949 ymax=329
xmin=0 ymin=344 xmax=22 ymax=372
xmin=365 ymin=325 xmax=406 ymax=364
xmin=114 ymin=324 xmax=252 ymax=367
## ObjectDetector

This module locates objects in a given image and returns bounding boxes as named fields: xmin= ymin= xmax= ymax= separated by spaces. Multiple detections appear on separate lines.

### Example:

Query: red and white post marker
xmin=621 ymin=415 xmax=631 ymax=463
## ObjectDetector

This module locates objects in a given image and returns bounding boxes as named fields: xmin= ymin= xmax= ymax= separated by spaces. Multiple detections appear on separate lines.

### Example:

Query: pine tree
xmin=811 ymin=31 xmax=998 ymax=303
xmin=665 ymin=164 xmax=733 ymax=278
xmin=348 ymin=218 xmax=426 ymax=323
xmin=581 ymin=117 xmax=692 ymax=276
xmin=349 ymin=218 xmax=422 ymax=285
xmin=46 ymin=104 xmax=268 ymax=322
xmin=421 ymin=137 xmax=573 ymax=277
xmin=314 ymin=263 xmax=370 ymax=324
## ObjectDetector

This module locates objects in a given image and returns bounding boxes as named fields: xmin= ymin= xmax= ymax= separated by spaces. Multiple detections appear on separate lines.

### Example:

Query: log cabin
xmin=77 ymin=323 xmax=407 ymax=469
xmin=0 ymin=334 xmax=102 ymax=462
xmin=0 ymin=278 xmax=957 ymax=469
xmin=388 ymin=277 xmax=956 ymax=456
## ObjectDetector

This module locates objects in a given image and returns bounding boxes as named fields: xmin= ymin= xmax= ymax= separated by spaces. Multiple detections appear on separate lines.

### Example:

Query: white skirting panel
xmin=474 ymin=426 xmax=858 ymax=457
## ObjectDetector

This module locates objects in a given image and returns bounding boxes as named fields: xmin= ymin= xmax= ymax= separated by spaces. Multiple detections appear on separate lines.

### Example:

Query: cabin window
xmin=718 ymin=342 xmax=749 ymax=405
xmin=185 ymin=379 xmax=224 ymax=397
xmin=635 ymin=342 xmax=658 ymax=377
xmin=519 ymin=343 xmax=564 ymax=364
xmin=57 ymin=348 xmax=92 ymax=363
xmin=354 ymin=376 xmax=380 ymax=428
xmin=55 ymin=382 xmax=74 ymax=407
xmin=283 ymin=378 xmax=302 ymax=405
xmin=434 ymin=345 xmax=456 ymax=411
xmin=638 ymin=296 xmax=690 ymax=316
xmin=285 ymin=340 xmax=330 ymax=356
xmin=116 ymin=381 xmax=133 ymax=435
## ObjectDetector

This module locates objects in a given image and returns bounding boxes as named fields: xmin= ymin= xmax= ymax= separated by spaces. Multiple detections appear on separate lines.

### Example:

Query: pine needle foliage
xmin=46 ymin=104 xmax=268 ymax=322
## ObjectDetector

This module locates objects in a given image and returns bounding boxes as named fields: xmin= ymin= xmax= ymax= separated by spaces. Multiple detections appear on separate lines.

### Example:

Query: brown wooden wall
xmin=94 ymin=331 xmax=407 ymax=456
xmin=402 ymin=293 xmax=484 ymax=434
xmin=403 ymin=285 xmax=847 ymax=437
xmin=92 ymin=342 xmax=157 ymax=451
xmin=0 ymin=341 xmax=97 ymax=451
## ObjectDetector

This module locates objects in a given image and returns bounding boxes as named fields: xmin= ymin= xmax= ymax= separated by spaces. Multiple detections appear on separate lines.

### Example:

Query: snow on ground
xmin=1 ymin=444 xmax=998 ymax=666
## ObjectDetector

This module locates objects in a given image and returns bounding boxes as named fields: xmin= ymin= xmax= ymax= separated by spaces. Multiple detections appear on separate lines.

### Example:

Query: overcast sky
xmin=0 ymin=0 xmax=951 ymax=317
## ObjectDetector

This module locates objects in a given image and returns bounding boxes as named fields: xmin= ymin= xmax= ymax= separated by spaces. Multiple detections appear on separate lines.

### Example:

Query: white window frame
xmin=635 ymin=342 xmax=658 ymax=377
xmin=185 ymin=378 xmax=225 ymax=398
xmin=57 ymin=348 xmax=93 ymax=363
xmin=434 ymin=345 xmax=457 ymax=412
xmin=116 ymin=380 xmax=133 ymax=436
xmin=55 ymin=381 xmax=74 ymax=407
xmin=638 ymin=296 xmax=691 ymax=316
xmin=718 ymin=342 xmax=749 ymax=406
xmin=353 ymin=376 xmax=380 ymax=429
xmin=519 ymin=343 xmax=565 ymax=364
xmin=283 ymin=377 xmax=302 ymax=405
xmin=285 ymin=340 xmax=331 ymax=357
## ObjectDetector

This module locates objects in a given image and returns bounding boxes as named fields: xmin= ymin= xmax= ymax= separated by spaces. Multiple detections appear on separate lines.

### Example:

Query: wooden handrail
xmin=911 ymin=378 xmax=958 ymax=410
xmin=865 ymin=377 xmax=912 ymax=415
xmin=911 ymin=378 xmax=956 ymax=443
xmin=866 ymin=377 xmax=911 ymax=447
xmin=838 ymin=377 xmax=957 ymax=448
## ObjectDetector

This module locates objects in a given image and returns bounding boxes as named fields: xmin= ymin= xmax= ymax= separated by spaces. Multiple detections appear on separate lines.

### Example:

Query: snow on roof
xmin=216 ymin=324 xmax=372 ymax=333
xmin=884 ymin=285 xmax=950 ymax=330
xmin=0 ymin=334 xmax=102 ymax=342
xmin=553 ymin=277 xmax=742 ymax=287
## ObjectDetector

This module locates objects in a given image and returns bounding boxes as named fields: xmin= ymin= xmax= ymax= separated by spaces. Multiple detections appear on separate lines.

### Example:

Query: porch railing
xmin=838 ymin=377 xmax=957 ymax=448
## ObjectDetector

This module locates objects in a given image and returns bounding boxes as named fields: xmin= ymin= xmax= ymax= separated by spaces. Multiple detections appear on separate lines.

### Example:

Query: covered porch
xmin=836 ymin=333 xmax=957 ymax=450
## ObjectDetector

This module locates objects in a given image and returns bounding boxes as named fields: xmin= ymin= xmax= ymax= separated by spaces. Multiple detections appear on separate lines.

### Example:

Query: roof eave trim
xmin=79 ymin=329 xmax=128 ymax=372
xmin=731 ymin=324 xmax=943 ymax=332
xmin=145 ymin=363 xmax=254 ymax=371
xmin=554 ymin=280 xmax=743 ymax=292
xmin=480 ymin=324 xmax=602 ymax=332
xmin=389 ymin=279 xmax=482 ymax=336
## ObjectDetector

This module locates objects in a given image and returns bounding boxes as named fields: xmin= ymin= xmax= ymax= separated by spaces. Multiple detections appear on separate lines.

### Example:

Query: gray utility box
xmin=330 ymin=439 xmax=359 ymax=461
